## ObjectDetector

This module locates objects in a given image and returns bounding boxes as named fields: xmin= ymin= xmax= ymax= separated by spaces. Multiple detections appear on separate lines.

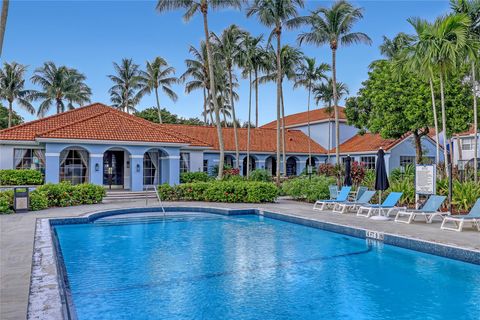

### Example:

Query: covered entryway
xmin=265 ymin=156 xmax=276 ymax=176
xmin=286 ymin=156 xmax=298 ymax=176
xmin=103 ymin=148 xmax=131 ymax=189
xmin=243 ymin=156 xmax=256 ymax=176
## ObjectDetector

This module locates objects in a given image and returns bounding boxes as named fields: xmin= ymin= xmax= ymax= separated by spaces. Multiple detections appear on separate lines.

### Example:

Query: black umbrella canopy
xmin=374 ymin=148 xmax=389 ymax=191
xmin=344 ymin=155 xmax=352 ymax=186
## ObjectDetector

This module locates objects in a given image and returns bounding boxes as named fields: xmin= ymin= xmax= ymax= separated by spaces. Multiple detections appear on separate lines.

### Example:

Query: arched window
xmin=286 ymin=157 xmax=297 ymax=176
xmin=243 ymin=156 xmax=256 ymax=176
xmin=60 ymin=148 xmax=89 ymax=184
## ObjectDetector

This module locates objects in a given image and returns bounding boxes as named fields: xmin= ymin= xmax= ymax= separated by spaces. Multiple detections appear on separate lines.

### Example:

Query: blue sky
xmin=3 ymin=0 xmax=451 ymax=125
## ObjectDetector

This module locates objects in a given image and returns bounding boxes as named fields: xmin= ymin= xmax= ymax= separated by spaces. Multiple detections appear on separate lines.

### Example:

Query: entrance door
xmin=103 ymin=151 xmax=124 ymax=189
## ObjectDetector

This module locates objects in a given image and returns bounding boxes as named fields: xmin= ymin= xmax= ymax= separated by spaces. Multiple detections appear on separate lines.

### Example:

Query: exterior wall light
xmin=95 ymin=163 xmax=100 ymax=172
xmin=136 ymin=164 xmax=141 ymax=172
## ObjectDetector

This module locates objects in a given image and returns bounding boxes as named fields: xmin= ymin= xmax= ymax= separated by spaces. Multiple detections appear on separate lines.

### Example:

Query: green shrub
xmin=0 ymin=169 xmax=43 ymax=185
xmin=0 ymin=190 xmax=14 ymax=214
xmin=34 ymin=182 xmax=105 ymax=208
xmin=30 ymin=190 xmax=49 ymax=211
xmin=282 ymin=175 xmax=336 ymax=203
xmin=157 ymin=181 xmax=278 ymax=203
xmin=248 ymin=169 xmax=272 ymax=182
xmin=180 ymin=172 xmax=211 ymax=183
xmin=389 ymin=177 xmax=415 ymax=207
xmin=451 ymin=181 xmax=480 ymax=212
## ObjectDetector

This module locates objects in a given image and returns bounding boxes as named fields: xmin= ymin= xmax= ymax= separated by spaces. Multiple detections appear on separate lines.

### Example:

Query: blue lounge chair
xmin=357 ymin=192 xmax=404 ymax=218
xmin=333 ymin=190 xmax=376 ymax=214
xmin=328 ymin=185 xmax=338 ymax=200
xmin=395 ymin=195 xmax=447 ymax=224
xmin=313 ymin=186 xmax=352 ymax=211
xmin=441 ymin=198 xmax=480 ymax=232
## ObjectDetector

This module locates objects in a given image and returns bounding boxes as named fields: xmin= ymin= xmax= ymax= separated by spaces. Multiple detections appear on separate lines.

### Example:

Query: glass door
xmin=103 ymin=151 xmax=124 ymax=189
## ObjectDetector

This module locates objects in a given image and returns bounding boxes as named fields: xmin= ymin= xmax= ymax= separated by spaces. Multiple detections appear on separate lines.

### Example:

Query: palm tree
xmin=259 ymin=45 xmax=304 ymax=175
xmin=238 ymin=33 xmax=264 ymax=177
xmin=140 ymin=57 xmax=178 ymax=124
xmin=295 ymin=0 xmax=371 ymax=165
xmin=379 ymin=33 xmax=415 ymax=60
xmin=403 ymin=19 xmax=442 ymax=165
xmin=30 ymin=62 xmax=91 ymax=117
xmin=250 ymin=44 xmax=269 ymax=128
xmin=181 ymin=43 xmax=210 ymax=125
xmin=213 ymin=25 xmax=245 ymax=168
xmin=0 ymin=0 xmax=8 ymax=57
xmin=247 ymin=0 xmax=304 ymax=183
xmin=294 ymin=57 xmax=330 ymax=164
xmin=451 ymin=0 xmax=480 ymax=181
xmin=0 ymin=62 xmax=34 ymax=127
xmin=108 ymin=58 xmax=144 ymax=113
xmin=156 ymin=0 xmax=243 ymax=180
xmin=313 ymin=79 xmax=349 ymax=160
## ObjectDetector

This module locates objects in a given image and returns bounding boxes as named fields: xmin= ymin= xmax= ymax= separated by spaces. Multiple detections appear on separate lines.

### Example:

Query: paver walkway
xmin=1 ymin=199 xmax=479 ymax=320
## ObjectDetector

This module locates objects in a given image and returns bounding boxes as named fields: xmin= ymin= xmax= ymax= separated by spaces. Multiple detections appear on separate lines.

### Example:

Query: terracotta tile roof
xmin=331 ymin=133 xmax=401 ymax=154
xmin=163 ymin=124 xmax=328 ymax=154
xmin=260 ymin=106 xmax=346 ymax=129
xmin=0 ymin=103 xmax=208 ymax=146
xmin=455 ymin=125 xmax=478 ymax=137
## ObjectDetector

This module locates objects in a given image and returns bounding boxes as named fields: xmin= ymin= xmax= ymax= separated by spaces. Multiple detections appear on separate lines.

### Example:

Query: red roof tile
xmin=331 ymin=133 xmax=400 ymax=154
xmin=261 ymin=106 xmax=346 ymax=129
xmin=163 ymin=124 xmax=328 ymax=154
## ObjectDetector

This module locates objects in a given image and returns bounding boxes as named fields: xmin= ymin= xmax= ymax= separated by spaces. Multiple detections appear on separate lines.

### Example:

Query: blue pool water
xmin=54 ymin=213 xmax=480 ymax=320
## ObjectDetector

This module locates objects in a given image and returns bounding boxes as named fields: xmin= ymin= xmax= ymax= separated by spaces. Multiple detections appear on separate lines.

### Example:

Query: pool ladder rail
xmin=145 ymin=185 xmax=166 ymax=216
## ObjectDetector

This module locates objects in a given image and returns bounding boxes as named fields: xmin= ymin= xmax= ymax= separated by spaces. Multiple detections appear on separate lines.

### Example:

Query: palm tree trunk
xmin=439 ymin=72 xmax=449 ymax=177
xmin=7 ymin=100 xmax=12 ymax=128
xmin=472 ymin=61 xmax=478 ymax=183
xmin=222 ymin=107 xmax=227 ymax=127
xmin=247 ymin=71 xmax=252 ymax=178
xmin=56 ymin=99 xmax=62 ymax=114
xmin=202 ymin=4 xmax=224 ymax=179
xmin=275 ymin=24 xmax=282 ymax=185
xmin=429 ymin=77 xmax=440 ymax=164
xmin=332 ymin=49 xmax=340 ymax=165
xmin=0 ymin=0 xmax=8 ymax=58
xmin=203 ymin=88 xmax=207 ymax=126
xmin=327 ymin=101 xmax=332 ymax=162
xmin=228 ymin=69 xmax=240 ymax=169
xmin=155 ymin=87 xmax=162 ymax=124
xmin=255 ymin=67 xmax=259 ymax=128
xmin=280 ymin=83 xmax=286 ymax=176
xmin=307 ymin=80 xmax=312 ymax=166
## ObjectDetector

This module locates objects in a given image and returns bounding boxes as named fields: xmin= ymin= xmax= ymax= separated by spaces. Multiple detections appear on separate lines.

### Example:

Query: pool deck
xmin=1 ymin=199 xmax=479 ymax=320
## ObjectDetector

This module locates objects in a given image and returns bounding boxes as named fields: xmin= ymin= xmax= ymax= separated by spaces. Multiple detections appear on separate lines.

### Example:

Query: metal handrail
xmin=144 ymin=185 xmax=165 ymax=216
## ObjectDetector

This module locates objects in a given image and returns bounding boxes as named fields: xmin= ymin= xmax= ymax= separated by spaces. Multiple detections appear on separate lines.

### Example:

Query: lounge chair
xmin=313 ymin=186 xmax=352 ymax=211
xmin=440 ymin=198 xmax=480 ymax=232
xmin=349 ymin=186 xmax=368 ymax=202
xmin=328 ymin=185 xmax=338 ymax=200
xmin=333 ymin=190 xmax=376 ymax=214
xmin=394 ymin=195 xmax=447 ymax=224
xmin=357 ymin=192 xmax=404 ymax=218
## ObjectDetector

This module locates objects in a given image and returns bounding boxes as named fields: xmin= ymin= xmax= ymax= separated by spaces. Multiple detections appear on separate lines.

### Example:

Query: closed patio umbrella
xmin=344 ymin=155 xmax=352 ymax=186
xmin=372 ymin=148 xmax=390 ymax=220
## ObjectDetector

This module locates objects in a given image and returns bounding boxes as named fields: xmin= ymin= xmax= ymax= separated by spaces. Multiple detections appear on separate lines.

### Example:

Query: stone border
xmin=28 ymin=206 xmax=480 ymax=319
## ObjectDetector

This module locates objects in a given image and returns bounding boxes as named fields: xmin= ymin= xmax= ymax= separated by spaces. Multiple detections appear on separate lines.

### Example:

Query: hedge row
xmin=282 ymin=175 xmax=336 ymax=203
xmin=158 ymin=181 xmax=278 ymax=203
xmin=0 ymin=169 xmax=43 ymax=185
xmin=0 ymin=182 xmax=106 ymax=214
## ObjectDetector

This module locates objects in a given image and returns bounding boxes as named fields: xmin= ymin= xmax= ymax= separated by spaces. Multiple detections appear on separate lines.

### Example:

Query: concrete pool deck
xmin=1 ymin=199 xmax=479 ymax=320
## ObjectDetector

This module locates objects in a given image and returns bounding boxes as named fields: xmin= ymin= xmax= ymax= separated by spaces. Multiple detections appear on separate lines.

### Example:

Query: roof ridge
xmin=37 ymin=109 xmax=112 ymax=137
xmin=0 ymin=102 xmax=105 ymax=134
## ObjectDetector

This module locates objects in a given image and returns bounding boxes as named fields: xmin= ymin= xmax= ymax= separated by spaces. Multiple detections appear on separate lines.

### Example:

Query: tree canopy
xmin=0 ymin=104 xmax=23 ymax=129
xmin=135 ymin=107 xmax=205 ymax=126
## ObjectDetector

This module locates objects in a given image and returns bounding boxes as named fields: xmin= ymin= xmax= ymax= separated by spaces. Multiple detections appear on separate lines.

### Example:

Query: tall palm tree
xmin=313 ymin=79 xmax=349 ymax=160
xmin=261 ymin=45 xmax=305 ymax=175
xmin=403 ymin=19 xmax=442 ymax=165
xmin=295 ymin=0 xmax=371 ymax=165
xmin=294 ymin=57 xmax=330 ymax=163
xmin=379 ymin=33 xmax=415 ymax=60
xmin=157 ymin=0 xmax=243 ymax=180
xmin=140 ymin=57 xmax=178 ymax=124
xmin=0 ymin=0 xmax=8 ymax=57
xmin=247 ymin=0 xmax=304 ymax=183
xmin=239 ymin=33 xmax=263 ymax=177
xmin=108 ymin=58 xmax=145 ymax=113
xmin=181 ymin=43 xmax=211 ymax=125
xmin=30 ymin=62 xmax=91 ymax=117
xmin=451 ymin=0 xmax=480 ymax=181
xmin=213 ymin=25 xmax=245 ymax=168
xmin=0 ymin=62 xmax=34 ymax=127
xmin=418 ymin=14 xmax=472 ymax=176
xmin=250 ymin=44 xmax=269 ymax=128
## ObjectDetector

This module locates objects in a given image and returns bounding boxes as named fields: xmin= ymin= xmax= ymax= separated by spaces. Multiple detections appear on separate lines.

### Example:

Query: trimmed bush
xmin=248 ymin=169 xmax=272 ymax=182
xmin=0 ymin=169 xmax=43 ymax=185
xmin=180 ymin=171 xmax=211 ymax=183
xmin=157 ymin=181 xmax=278 ymax=203
xmin=30 ymin=190 xmax=49 ymax=211
xmin=0 ymin=190 xmax=14 ymax=214
xmin=282 ymin=175 xmax=336 ymax=203
xmin=35 ymin=182 xmax=105 ymax=208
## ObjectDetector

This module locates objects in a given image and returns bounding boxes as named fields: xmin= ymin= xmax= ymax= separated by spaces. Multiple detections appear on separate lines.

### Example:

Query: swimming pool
xmin=54 ymin=212 xmax=480 ymax=320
